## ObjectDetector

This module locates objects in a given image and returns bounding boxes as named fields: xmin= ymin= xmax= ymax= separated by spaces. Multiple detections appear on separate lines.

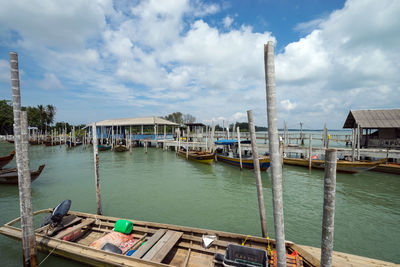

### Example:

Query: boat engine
xmin=41 ymin=199 xmax=71 ymax=227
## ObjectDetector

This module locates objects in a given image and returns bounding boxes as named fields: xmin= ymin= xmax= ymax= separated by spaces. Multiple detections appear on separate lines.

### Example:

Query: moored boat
xmin=0 ymin=151 xmax=15 ymax=169
xmin=98 ymin=144 xmax=112 ymax=151
xmin=44 ymin=141 xmax=63 ymax=146
xmin=215 ymin=139 xmax=270 ymax=170
xmin=0 ymin=207 xmax=311 ymax=267
xmin=178 ymin=149 xmax=215 ymax=164
xmin=66 ymin=141 xmax=83 ymax=146
xmin=0 ymin=165 xmax=45 ymax=184
xmin=283 ymin=157 xmax=385 ymax=174
xmin=114 ymin=144 xmax=128 ymax=152
xmin=371 ymin=162 xmax=400 ymax=175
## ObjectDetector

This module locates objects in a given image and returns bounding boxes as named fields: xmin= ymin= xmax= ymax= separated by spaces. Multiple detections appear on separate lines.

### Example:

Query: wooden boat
xmin=98 ymin=144 xmax=112 ymax=151
xmin=283 ymin=157 xmax=385 ymax=174
xmin=215 ymin=140 xmax=270 ymax=170
xmin=1 ymin=208 xmax=398 ymax=267
xmin=44 ymin=141 xmax=63 ymax=146
xmin=29 ymin=140 xmax=41 ymax=145
xmin=0 ymin=209 xmax=312 ymax=267
xmin=178 ymin=149 xmax=215 ymax=164
xmin=0 ymin=151 xmax=15 ymax=169
xmin=7 ymin=140 xmax=14 ymax=144
xmin=114 ymin=145 xmax=128 ymax=152
xmin=0 ymin=165 xmax=45 ymax=184
xmin=66 ymin=141 xmax=83 ymax=146
xmin=371 ymin=163 xmax=400 ymax=175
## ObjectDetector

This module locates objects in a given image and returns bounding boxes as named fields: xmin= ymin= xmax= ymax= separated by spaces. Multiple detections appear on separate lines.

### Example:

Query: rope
xmin=38 ymin=240 xmax=61 ymax=266
xmin=241 ymin=235 xmax=250 ymax=246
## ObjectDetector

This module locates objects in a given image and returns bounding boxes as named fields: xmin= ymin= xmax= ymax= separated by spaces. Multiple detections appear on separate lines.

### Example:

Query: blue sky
xmin=0 ymin=0 xmax=399 ymax=129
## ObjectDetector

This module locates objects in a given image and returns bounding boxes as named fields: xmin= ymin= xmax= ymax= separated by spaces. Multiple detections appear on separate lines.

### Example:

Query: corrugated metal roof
xmin=343 ymin=109 xmax=400 ymax=128
xmin=92 ymin=116 xmax=178 ymax=127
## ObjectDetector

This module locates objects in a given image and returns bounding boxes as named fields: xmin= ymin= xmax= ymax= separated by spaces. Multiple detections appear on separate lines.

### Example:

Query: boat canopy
xmin=214 ymin=139 xmax=251 ymax=145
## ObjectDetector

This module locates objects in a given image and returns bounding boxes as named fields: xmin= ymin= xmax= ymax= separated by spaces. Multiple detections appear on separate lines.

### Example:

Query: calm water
xmin=0 ymin=141 xmax=399 ymax=266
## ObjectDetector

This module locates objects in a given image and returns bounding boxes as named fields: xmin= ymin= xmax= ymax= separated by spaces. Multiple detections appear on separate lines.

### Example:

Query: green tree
xmin=164 ymin=112 xmax=183 ymax=124
xmin=0 ymin=100 xmax=13 ymax=134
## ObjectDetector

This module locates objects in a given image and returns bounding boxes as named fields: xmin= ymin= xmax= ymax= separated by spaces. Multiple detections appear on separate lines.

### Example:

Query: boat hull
xmin=114 ymin=145 xmax=128 ymax=152
xmin=216 ymin=154 xmax=270 ymax=170
xmin=371 ymin=163 xmax=400 ymax=175
xmin=283 ymin=157 xmax=383 ymax=174
xmin=98 ymin=145 xmax=112 ymax=151
xmin=0 ymin=151 xmax=15 ymax=169
xmin=0 ymin=165 xmax=45 ymax=184
xmin=178 ymin=150 xmax=215 ymax=164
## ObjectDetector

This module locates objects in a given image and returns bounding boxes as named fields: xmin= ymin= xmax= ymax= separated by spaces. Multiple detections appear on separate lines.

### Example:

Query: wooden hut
xmin=343 ymin=109 xmax=400 ymax=149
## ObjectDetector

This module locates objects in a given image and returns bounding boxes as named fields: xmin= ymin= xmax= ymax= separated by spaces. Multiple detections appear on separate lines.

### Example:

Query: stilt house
xmin=343 ymin=109 xmax=400 ymax=149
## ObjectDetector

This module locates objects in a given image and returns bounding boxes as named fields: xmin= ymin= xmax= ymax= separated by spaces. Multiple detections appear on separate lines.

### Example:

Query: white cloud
xmin=0 ymin=0 xmax=398 ymax=128
xmin=223 ymin=16 xmax=234 ymax=28
xmin=276 ymin=0 xmax=400 ymax=128
xmin=280 ymin=99 xmax=297 ymax=111
xmin=38 ymin=73 xmax=63 ymax=90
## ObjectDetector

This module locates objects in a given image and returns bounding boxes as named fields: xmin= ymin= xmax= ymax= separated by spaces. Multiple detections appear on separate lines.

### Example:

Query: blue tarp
xmin=215 ymin=139 xmax=251 ymax=145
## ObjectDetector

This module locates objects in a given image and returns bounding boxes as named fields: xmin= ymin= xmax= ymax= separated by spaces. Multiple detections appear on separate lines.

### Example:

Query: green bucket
xmin=114 ymin=219 xmax=133 ymax=234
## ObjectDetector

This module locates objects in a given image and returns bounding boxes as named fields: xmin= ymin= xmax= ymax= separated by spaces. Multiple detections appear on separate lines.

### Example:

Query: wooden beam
xmin=132 ymin=229 xmax=166 ymax=259
xmin=142 ymin=230 xmax=183 ymax=262
xmin=54 ymin=219 xmax=95 ymax=239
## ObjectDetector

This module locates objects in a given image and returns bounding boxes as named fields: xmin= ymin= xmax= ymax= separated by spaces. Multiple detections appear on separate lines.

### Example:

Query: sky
xmin=0 ymin=0 xmax=399 ymax=129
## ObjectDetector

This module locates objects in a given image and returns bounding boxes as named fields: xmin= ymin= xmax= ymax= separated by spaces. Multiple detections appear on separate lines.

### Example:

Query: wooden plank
xmin=132 ymin=229 xmax=167 ymax=259
xmin=143 ymin=230 xmax=183 ymax=262
xmin=54 ymin=219 xmax=95 ymax=239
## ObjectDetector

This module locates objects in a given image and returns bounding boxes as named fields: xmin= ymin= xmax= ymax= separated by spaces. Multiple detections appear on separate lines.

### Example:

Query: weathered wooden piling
xmin=92 ymin=123 xmax=102 ymax=215
xmin=237 ymin=127 xmax=243 ymax=170
xmin=320 ymin=149 xmax=337 ymax=267
xmin=264 ymin=41 xmax=286 ymax=267
xmin=10 ymin=52 xmax=38 ymax=267
xmin=308 ymin=134 xmax=313 ymax=170
xmin=186 ymin=129 xmax=189 ymax=159
xmin=357 ymin=124 xmax=360 ymax=160
xmin=247 ymin=110 xmax=268 ymax=238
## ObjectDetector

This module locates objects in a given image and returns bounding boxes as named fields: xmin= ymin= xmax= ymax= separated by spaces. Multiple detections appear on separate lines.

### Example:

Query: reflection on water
xmin=0 ymin=141 xmax=399 ymax=264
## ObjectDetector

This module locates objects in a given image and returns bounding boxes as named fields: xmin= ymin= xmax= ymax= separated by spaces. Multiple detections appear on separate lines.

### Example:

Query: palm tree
xmin=37 ymin=105 xmax=46 ymax=131
xmin=45 ymin=105 xmax=56 ymax=127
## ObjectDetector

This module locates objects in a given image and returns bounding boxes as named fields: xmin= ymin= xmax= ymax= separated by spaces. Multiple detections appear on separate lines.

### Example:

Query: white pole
xmin=10 ymin=52 xmax=38 ymax=267
xmin=264 ymin=41 xmax=286 ymax=267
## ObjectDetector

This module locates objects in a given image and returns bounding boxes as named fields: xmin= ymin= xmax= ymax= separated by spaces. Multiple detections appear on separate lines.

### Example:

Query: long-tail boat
xmin=371 ymin=162 xmax=400 ymax=175
xmin=0 ymin=151 xmax=15 ymax=169
xmin=0 ymin=165 xmax=45 ymax=184
xmin=1 ymin=205 xmax=396 ymax=267
xmin=29 ymin=140 xmax=41 ymax=145
xmin=283 ymin=157 xmax=385 ymax=174
xmin=178 ymin=149 xmax=215 ymax=164
xmin=66 ymin=141 xmax=83 ymax=147
xmin=44 ymin=141 xmax=63 ymax=146
xmin=98 ymin=144 xmax=112 ymax=151
xmin=215 ymin=140 xmax=270 ymax=170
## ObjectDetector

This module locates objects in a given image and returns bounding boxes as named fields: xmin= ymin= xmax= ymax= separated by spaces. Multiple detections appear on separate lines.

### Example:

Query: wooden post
xmin=211 ymin=121 xmax=215 ymax=152
xmin=351 ymin=128 xmax=355 ymax=162
xmin=130 ymin=126 xmax=133 ymax=153
xmin=111 ymin=124 xmax=114 ymax=150
xmin=186 ymin=129 xmax=189 ymax=159
xmin=264 ymin=42 xmax=286 ymax=267
xmin=308 ymin=134 xmax=313 ymax=170
xmin=92 ymin=123 xmax=102 ymax=215
xmin=10 ymin=52 xmax=38 ymax=267
xmin=237 ymin=127 xmax=243 ymax=170
xmin=300 ymin=122 xmax=304 ymax=145
xmin=247 ymin=110 xmax=268 ymax=237
xmin=357 ymin=124 xmax=360 ymax=160
xmin=320 ymin=149 xmax=337 ymax=267
xmin=284 ymin=120 xmax=287 ymax=146
xmin=177 ymin=128 xmax=181 ymax=154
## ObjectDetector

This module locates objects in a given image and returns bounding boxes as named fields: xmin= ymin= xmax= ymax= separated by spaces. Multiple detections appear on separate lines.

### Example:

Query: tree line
xmin=0 ymin=99 xmax=73 ymax=135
